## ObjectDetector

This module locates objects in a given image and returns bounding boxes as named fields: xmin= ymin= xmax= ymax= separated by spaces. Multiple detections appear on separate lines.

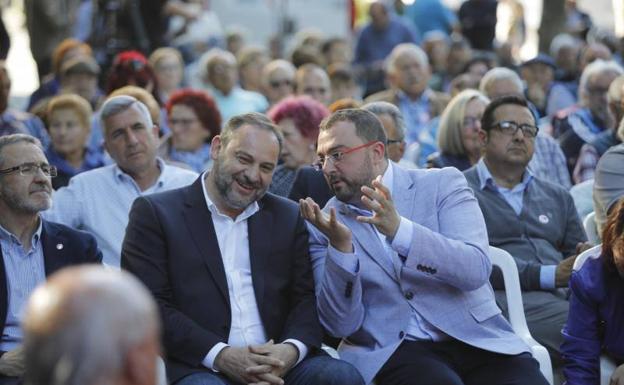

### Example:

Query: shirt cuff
xmin=390 ymin=216 xmax=413 ymax=257
xmin=283 ymin=339 xmax=308 ymax=366
xmin=328 ymin=244 xmax=359 ymax=273
xmin=202 ymin=342 xmax=229 ymax=372
xmin=540 ymin=265 xmax=557 ymax=290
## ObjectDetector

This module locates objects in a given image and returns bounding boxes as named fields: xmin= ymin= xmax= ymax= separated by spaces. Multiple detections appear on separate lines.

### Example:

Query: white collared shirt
xmin=200 ymin=172 xmax=307 ymax=370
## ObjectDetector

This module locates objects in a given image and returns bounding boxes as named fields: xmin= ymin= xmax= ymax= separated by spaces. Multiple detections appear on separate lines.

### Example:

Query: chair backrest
xmin=573 ymin=244 xmax=602 ymax=272
xmin=584 ymin=212 xmax=600 ymax=245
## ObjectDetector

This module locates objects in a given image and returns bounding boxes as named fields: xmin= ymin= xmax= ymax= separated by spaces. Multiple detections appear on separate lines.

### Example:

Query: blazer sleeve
xmin=121 ymin=197 xmax=224 ymax=366
xmin=401 ymin=168 xmax=491 ymax=291
xmin=561 ymin=269 xmax=602 ymax=385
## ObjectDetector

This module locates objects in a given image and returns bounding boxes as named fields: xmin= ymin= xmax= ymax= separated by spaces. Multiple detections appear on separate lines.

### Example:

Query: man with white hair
xmin=44 ymin=96 xmax=197 ymax=267
xmin=552 ymin=59 xmax=624 ymax=177
xmin=366 ymin=43 xmax=449 ymax=148
xmin=295 ymin=64 xmax=332 ymax=106
xmin=22 ymin=265 xmax=160 ymax=385
xmin=261 ymin=59 xmax=296 ymax=106
xmin=479 ymin=67 xmax=572 ymax=189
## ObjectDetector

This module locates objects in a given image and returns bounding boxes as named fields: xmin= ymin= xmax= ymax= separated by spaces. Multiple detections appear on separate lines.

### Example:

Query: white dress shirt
xmin=200 ymin=172 xmax=307 ymax=370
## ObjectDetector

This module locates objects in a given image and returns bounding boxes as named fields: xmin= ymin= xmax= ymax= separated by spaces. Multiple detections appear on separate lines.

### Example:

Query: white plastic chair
xmin=488 ymin=246 xmax=554 ymax=385
xmin=583 ymin=212 xmax=600 ymax=246
xmin=572 ymin=245 xmax=618 ymax=385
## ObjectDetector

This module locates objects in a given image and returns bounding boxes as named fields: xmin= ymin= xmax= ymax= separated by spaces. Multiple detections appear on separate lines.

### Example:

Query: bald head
xmin=23 ymin=266 xmax=160 ymax=385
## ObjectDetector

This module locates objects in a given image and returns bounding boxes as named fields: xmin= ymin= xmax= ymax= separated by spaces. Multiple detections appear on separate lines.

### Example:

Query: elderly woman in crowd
xmin=267 ymin=95 xmax=329 ymax=197
xmin=561 ymin=197 xmax=624 ymax=385
xmin=45 ymin=94 xmax=106 ymax=189
xmin=148 ymin=47 xmax=185 ymax=104
xmin=160 ymin=88 xmax=221 ymax=172
xmin=427 ymin=89 xmax=489 ymax=170
xmin=106 ymin=50 xmax=162 ymax=105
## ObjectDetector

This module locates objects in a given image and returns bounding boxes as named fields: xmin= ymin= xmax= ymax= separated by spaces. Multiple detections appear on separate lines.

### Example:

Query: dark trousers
xmin=0 ymin=376 xmax=20 ymax=385
xmin=376 ymin=340 xmax=549 ymax=385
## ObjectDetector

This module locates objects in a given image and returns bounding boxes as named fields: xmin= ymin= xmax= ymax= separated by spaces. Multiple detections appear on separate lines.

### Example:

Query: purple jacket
xmin=562 ymin=250 xmax=624 ymax=384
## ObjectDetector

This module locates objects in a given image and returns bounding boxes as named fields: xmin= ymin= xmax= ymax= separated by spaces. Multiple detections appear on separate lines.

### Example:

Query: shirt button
xmin=399 ymin=331 xmax=405 ymax=339
xmin=405 ymin=291 xmax=414 ymax=300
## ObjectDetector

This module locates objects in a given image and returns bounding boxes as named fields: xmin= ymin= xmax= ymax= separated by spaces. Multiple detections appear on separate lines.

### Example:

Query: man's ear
xmin=478 ymin=129 xmax=488 ymax=146
xmin=210 ymin=135 xmax=222 ymax=161
xmin=398 ymin=141 xmax=406 ymax=158
xmin=151 ymin=124 xmax=159 ymax=139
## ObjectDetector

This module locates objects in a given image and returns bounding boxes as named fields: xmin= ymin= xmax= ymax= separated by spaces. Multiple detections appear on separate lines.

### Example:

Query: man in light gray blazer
xmin=300 ymin=108 xmax=549 ymax=385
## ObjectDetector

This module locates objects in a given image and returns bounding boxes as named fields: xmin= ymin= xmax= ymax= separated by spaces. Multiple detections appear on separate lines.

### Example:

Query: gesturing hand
xmin=299 ymin=197 xmax=353 ymax=253
xmin=214 ymin=343 xmax=285 ymax=385
xmin=246 ymin=342 xmax=299 ymax=385
xmin=357 ymin=176 xmax=400 ymax=239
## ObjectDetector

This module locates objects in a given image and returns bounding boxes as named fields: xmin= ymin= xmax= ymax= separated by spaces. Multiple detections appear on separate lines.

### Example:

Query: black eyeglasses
xmin=387 ymin=139 xmax=403 ymax=145
xmin=0 ymin=162 xmax=57 ymax=177
xmin=313 ymin=141 xmax=378 ymax=171
xmin=269 ymin=79 xmax=293 ymax=89
xmin=491 ymin=121 xmax=539 ymax=138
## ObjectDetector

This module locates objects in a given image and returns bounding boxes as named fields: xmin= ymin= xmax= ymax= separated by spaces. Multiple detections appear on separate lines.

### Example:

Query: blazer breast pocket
xmin=469 ymin=300 xmax=502 ymax=323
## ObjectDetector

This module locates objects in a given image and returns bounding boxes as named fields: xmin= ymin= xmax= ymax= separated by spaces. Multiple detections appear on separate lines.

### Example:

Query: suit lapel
xmin=247 ymin=200 xmax=272 ymax=313
xmin=182 ymin=179 xmax=230 ymax=306
xmin=338 ymin=203 xmax=397 ymax=280
xmin=41 ymin=221 xmax=66 ymax=276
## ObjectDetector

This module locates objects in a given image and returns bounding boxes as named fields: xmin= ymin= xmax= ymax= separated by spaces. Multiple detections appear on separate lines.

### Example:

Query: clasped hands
xmin=214 ymin=340 xmax=298 ymax=385
xmin=300 ymin=175 xmax=400 ymax=251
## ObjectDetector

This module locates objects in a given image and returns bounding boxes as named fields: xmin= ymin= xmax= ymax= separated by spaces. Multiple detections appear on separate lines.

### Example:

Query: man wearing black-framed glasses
xmin=464 ymin=95 xmax=588 ymax=374
xmin=0 ymin=134 xmax=102 ymax=384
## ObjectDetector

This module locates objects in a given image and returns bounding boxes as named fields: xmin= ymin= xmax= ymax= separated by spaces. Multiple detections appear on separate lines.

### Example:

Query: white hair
xmin=99 ymin=95 xmax=154 ymax=132
xmin=579 ymin=59 xmax=624 ymax=104
xmin=479 ymin=67 xmax=523 ymax=97
xmin=385 ymin=43 xmax=429 ymax=74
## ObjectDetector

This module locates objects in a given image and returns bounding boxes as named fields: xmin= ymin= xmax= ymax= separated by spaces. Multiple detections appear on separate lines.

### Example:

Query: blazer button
xmin=399 ymin=331 xmax=405 ymax=339
xmin=404 ymin=291 xmax=414 ymax=300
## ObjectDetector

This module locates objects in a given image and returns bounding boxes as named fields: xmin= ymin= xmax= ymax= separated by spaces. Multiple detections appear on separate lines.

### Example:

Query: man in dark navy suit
xmin=122 ymin=113 xmax=363 ymax=385
xmin=0 ymin=134 xmax=102 ymax=384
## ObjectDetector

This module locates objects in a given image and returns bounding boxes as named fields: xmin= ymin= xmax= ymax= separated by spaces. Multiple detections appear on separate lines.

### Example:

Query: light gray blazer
xmin=308 ymin=163 xmax=529 ymax=384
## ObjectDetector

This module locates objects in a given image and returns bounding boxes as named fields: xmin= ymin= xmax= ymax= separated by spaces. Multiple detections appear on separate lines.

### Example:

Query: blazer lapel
xmin=41 ymin=221 xmax=66 ymax=276
xmin=338 ymin=203 xmax=397 ymax=280
xmin=247 ymin=201 xmax=272 ymax=313
xmin=182 ymin=179 xmax=230 ymax=306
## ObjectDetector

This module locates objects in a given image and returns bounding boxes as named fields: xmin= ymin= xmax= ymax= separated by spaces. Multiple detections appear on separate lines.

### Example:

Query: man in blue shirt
xmin=353 ymin=2 xmax=419 ymax=97
xmin=0 ymin=134 xmax=102 ymax=384
xmin=463 ymin=96 xmax=588 ymax=370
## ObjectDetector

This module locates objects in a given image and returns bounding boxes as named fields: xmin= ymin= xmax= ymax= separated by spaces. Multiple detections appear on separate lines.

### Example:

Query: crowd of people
xmin=0 ymin=0 xmax=622 ymax=384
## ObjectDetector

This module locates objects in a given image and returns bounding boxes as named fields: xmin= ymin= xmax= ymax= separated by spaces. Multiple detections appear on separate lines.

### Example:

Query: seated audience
xmin=593 ymin=142 xmax=624 ymax=237
xmin=573 ymin=74 xmax=624 ymax=184
xmin=0 ymin=61 xmax=49 ymax=148
xmin=268 ymin=96 xmax=329 ymax=196
xmin=328 ymin=64 xmax=360 ymax=103
xmin=44 ymin=96 xmax=197 ymax=267
xmin=200 ymin=48 xmax=268 ymax=122
xmin=122 ymin=112 xmax=364 ymax=385
xmin=302 ymin=108 xmax=548 ymax=385
xmin=45 ymin=94 xmax=106 ymax=189
xmin=553 ymin=60 xmax=623 ymax=176
xmin=261 ymin=59 xmax=296 ymax=107
xmin=295 ymin=63 xmax=332 ymax=106
xmin=426 ymin=90 xmax=489 ymax=170
xmin=321 ymin=37 xmax=351 ymax=67
xmin=463 ymin=96 xmax=588 ymax=366
xmin=149 ymin=47 xmax=185 ymax=104
xmin=366 ymin=43 xmax=449 ymax=147
xmin=561 ymin=198 xmax=624 ymax=385
xmin=23 ymin=266 xmax=159 ymax=385
xmin=237 ymin=45 xmax=270 ymax=94
xmin=160 ymin=89 xmax=221 ymax=173
xmin=0 ymin=134 xmax=102 ymax=384
xmin=479 ymin=67 xmax=572 ymax=189
xmin=58 ymin=55 xmax=103 ymax=110
xmin=106 ymin=50 xmax=162 ymax=106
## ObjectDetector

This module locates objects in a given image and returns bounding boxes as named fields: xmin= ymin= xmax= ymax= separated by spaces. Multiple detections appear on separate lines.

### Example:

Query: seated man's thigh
xmin=523 ymin=291 xmax=569 ymax=358
xmin=285 ymin=354 xmax=364 ymax=385
xmin=375 ymin=342 xmax=464 ymax=385
xmin=464 ymin=352 xmax=549 ymax=385
xmin=174 ymin=371 xmax=233 ymax=385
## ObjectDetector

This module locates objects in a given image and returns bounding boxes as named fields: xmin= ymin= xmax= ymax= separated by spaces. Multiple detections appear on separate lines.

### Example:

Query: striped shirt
xmin=0 ymin=220 xmax=45 ymax=351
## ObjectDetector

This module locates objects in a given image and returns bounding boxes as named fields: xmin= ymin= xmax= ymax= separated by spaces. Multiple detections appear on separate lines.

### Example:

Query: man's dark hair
xmin=319 ymin=109 xmax=387 ymax=157
xmin=481 ymin=95 xmax=535 ymax=132
xmin=220 ymin=112 xmax=283 ymax=153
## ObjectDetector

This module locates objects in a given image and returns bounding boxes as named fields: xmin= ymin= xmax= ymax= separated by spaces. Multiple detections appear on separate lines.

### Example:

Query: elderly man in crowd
xmin=0 ymin=134 xmax=102 ymax=384
xmin=44 ymin=96 xmax=197 ymax=267
xmin=302 ymin=108 xmax=548 ymax=385
xmin=22 ymin=266 xmax=160 ymax=385
xmin=122 ymin=112 xmax=364 ymax=385
xmin=463 ymin=96 xmax=588 ymax=368
xmin=295 ymin=63 xmax=332 ymax=106
xmin=261 ymin=59 xmax=296 ymax=107
xmin=366 ymin=43 xmax=449 ymax=148
xmin=479 ymin=67 xmax=572 ymax=189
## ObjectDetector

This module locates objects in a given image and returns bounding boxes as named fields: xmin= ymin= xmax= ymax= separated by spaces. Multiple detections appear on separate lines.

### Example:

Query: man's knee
xmin=292 ymin=356 xmax=364 ymax=385
xmin=174 ymin=371 xmax=230 ymax=385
